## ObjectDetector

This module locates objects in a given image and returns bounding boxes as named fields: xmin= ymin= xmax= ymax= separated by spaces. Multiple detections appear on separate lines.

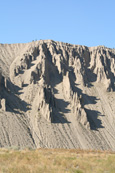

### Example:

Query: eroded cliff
xmin=0 ymin=40 xmax=115 ymax=150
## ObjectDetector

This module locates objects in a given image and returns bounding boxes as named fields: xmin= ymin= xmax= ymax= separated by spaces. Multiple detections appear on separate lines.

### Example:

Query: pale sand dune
xmin=0 ymin=40 xmax=115 ymax=150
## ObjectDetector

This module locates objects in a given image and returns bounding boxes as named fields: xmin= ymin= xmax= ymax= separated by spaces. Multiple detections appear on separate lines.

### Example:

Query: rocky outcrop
xmin=9 ymin=40 xmax=115 ymax=127
xmin=0 ymin=40 xmax=115 ymax=150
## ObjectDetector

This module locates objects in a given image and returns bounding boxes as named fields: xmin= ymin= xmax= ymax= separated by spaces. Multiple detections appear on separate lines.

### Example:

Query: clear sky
xmin=0 ymin=0 xmax=115 ymax=48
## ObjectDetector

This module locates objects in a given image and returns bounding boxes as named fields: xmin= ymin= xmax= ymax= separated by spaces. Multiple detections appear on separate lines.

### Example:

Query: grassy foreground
xmin=0 ymin=148 xmax=115 ymax=173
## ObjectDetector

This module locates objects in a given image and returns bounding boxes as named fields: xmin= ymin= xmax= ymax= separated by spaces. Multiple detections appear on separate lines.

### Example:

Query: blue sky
xmin=0 ymin=0 xmax=115 ymax=48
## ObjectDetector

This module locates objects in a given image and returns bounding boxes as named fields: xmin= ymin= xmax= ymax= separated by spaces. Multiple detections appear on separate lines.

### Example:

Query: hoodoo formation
xmin=0 ymin=40 xmax=115 ymax=150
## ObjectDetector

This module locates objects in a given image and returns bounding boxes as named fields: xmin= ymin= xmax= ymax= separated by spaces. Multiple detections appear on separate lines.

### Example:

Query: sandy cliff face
xmin=0 ymin=40 xmax=115 ymax=150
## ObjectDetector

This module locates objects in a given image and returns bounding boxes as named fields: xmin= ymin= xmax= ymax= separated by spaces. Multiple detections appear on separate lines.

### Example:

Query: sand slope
xmin=0 ymin=40 xmax=115 ymax=150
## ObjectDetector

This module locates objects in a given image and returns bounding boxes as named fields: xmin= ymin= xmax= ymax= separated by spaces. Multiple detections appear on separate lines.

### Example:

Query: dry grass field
xmin=0 ymin=148 xmax=115 ymax=173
